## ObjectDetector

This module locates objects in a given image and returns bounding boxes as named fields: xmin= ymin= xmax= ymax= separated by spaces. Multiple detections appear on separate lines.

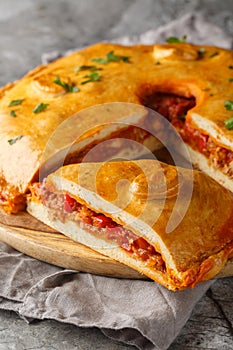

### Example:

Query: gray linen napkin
xmin=0 ymin=13 xmax=232 ymax=350
xmin=0 ymin=242 xmax=213 ymax=350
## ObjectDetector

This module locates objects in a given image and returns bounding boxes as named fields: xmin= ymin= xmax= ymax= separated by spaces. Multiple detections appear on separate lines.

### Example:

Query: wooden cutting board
xmin=0 ymin=208 xmax=232 ymax=280
xmin=0 ymin=208 xmax=145 ymax=279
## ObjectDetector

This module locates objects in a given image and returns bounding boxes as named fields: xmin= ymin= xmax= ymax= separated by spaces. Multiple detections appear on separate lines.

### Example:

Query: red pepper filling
xmin=36 ymin=183 xmax=165 ymax=272
xmin=142 ymin=92 xmax=196 ymax=129
xmin=142 ymin=92 xmax=233 ymax=172
xmin=62 ymin=194 xmax=165 ymax=270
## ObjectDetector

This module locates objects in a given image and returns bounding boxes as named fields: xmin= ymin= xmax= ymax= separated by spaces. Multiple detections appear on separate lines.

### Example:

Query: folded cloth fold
xmin=0 ymin=12 xmax=232 ymax=350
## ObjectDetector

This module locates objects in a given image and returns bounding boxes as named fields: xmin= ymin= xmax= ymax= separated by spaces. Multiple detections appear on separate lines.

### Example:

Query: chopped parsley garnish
xmin=8 ymin=135 xmax=23 ymax=145
xmin=8 ymin=99 xmax=24 ymax=107
xmin=81 ymin=72 xmax=101 ymax=85
xmin=92 ymin=51 xmax=130 ymax=65
xmin=197 ymin=48 xmax=206 ymax=57
xmin=202 ymin=87 xmax=210 ymax=91
xmin=176 ymin=114 xmax=186 ymax=121
xmin=209 ymin=93 xmax=214 ymax=96
xmin=224 ymin=117 xmax=233 ymax=130
xmin=228 ymin=65 xmax=233 ymax=69
xmin=224 ymin=100 xmax=233 ymax=110
xmin=33 ymin=102 xmax=49 ymax=114
xmin=228 ymin=78 xmax=233 ymax=82
xmin=166 ymin=35 xmax=187 ymax=43
xmin=54 ymin=76 xmax=79 ymax=92
xmin=209 ymin=51 xmax=218 ymax=58
xmin=10 ymin=110 xmax=16 ymax=117
xmin=155 ymin=61 xmax=161 ymax=65
xmin=74 ymin=65 xmax=103 ymax=73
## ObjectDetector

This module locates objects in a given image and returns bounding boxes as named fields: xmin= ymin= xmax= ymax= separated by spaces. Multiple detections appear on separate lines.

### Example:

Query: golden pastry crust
xmin=1 ymin=42 xmax=233 ymax=211
xmin=27 ymin=160 xmax=233 ymax=290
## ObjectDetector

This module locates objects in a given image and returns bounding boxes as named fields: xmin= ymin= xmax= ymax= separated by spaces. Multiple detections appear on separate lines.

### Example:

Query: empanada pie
xmin=0 ymin=42 xmax=233 ymax=212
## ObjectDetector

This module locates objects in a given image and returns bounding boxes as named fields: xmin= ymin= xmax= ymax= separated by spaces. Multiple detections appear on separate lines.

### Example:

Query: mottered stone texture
xmin=0 ymin=0 xmax=233 ymax=86
xmin=0 ymin=0 xmax=233 ymax=349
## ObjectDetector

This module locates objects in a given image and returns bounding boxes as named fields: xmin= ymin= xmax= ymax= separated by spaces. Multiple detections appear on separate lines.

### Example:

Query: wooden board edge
xmin=0 ymin=221 xmax=232 ymax=282
xmin=0 ymin=223 xmax=146 ymax=279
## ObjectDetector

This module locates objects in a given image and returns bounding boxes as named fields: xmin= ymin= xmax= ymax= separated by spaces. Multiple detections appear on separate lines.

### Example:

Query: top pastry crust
xmin=0 ymin=42 xmax=233 ymax=211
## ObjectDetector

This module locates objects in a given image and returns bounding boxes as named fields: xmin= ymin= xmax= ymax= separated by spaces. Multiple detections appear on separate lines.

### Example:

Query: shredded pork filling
xmin=142 ymin=92 xmax=233 ymax=177
xmin=32 ymin=182 xmax=166 ymax=273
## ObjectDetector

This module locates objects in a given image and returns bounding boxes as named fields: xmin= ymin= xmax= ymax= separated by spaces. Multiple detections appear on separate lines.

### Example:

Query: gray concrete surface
xmin=0 ymin=0 xmax=233 ymax=349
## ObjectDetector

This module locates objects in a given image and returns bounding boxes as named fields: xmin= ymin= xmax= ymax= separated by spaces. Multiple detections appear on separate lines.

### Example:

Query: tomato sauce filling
xmin=0 ymin=179 xmax=26 ymax=213
xmin=64 ymin=125 xmax=153 ymax=165
xmin=142 ymin=92 xmax=233 ymax=174
xmin=35 ymin=183 xmax=166 ymax=272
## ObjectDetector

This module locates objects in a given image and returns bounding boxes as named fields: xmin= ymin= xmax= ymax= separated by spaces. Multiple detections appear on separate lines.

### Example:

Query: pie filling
xmin=0 ymin=180 xmax=26 ymax=213
xmin=31 ymin=182 xmax=166 ymax=273
xmin=64 ymin=125 xmax=154 ymax=165
xmin=142 ymin=92 xmax=233 ymax=177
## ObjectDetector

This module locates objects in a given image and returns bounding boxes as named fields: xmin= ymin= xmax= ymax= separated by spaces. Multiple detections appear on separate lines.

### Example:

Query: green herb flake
xmin=209 ymin=93 xmax=214 ymax=97
xmin=10 ymin=110 xmax=16 ymax=117
xmin=92 ymin=57 xmax=108 ymax=64
xmin=202 ymin=87 xmax=210 ymax=91
xmin=74 ymin=65 xmax=103 ymax=73
xmin=224 ymin=100 xmax=233 ymax=111
xmin=7 ymin=134 xmax=23 ymax=145
xmin=8 ymin=99 xmax=24 ymax=107
xmin=228 ymin=65 xmax=233 ymax=69
xmin=33 ymin=102 xmax=49 ymax=114
xmin=54 ymin=76 xmax=79 ymax=92
xmin=155 ymin=61 xmax=161 ymax=65
xmin=92 ymin=51 xmax=131 ymax=65
xmin=228 ymin=78 xmax=233 ymax=82
xmin=166 ymin=35 xmax=187 ymax=43
xmin=209 ymin=51 xmax=218 ymax=58
xmin=224 ymin=117 xmax=233 ymax=130
xmin=176 ymin=114 xmax=186 ymax=121
xmin=197 ymin=48 xmax=206 ymax=57
xmin=81 ymin=72 xmax=101 ymax=85
xmin=121 ymin=56 xmax=130 ymax=63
